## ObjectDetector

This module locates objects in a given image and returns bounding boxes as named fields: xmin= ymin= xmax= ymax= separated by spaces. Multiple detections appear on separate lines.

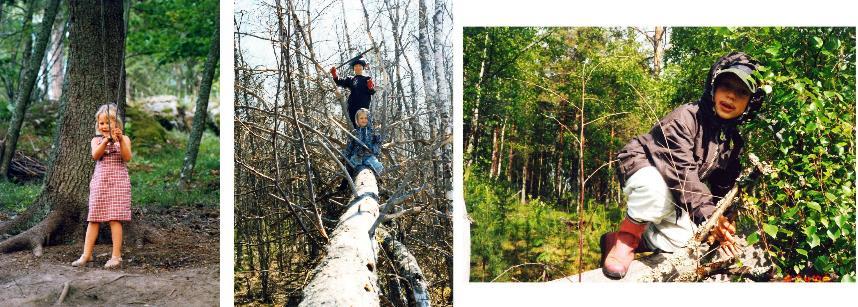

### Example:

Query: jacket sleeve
xmin=371 ymin=133 xmax=382 ymax=156
xmin=333 ymin=76 xmax=352 ymax=89
xmin=708 ymin=141 xmax=743 ymax=200
xmin=648 ymin=111 xmax=717 ymax=224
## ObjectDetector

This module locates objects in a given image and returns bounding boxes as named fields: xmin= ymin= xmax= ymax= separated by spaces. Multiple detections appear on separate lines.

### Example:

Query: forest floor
xmin=0 ymin=204 xmax=219 ymax=306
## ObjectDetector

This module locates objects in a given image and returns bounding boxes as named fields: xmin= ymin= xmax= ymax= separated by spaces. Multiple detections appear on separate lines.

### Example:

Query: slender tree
xmin=178 ymin=18 xmax=219 ymax=190
xmin=0 ymin=0 xmax=62 ymax=180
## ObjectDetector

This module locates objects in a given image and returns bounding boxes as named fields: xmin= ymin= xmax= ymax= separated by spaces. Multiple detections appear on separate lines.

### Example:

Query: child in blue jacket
xmin=344 ymin=108 xmax=384 ymax=176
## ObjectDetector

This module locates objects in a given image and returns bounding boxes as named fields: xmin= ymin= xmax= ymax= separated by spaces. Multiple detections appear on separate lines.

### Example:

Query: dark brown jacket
xmin=616 ymin=52 xmax=764 ymax=224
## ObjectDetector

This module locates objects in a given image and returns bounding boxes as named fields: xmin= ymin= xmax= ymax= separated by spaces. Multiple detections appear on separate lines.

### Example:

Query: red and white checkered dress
xmin=87 ymin=136 xmax=132 ymax=222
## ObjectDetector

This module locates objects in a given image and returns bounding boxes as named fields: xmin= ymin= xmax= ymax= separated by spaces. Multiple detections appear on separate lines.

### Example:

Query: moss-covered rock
xmin=125 ymin=104 xmax=167 ymax=147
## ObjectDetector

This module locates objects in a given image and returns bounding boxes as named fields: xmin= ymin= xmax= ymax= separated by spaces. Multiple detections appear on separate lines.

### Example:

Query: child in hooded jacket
xmin=344 ymin=108 xmax=384 ymax=176
xmin=600 ymin=52 xmax=767 ymax=279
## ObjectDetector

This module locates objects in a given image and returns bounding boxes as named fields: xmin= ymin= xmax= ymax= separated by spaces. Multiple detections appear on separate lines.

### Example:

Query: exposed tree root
xmin=0 ymin=198 xmax=47 ymax=235
xmin=0 ymin=209 xmax=65 ymax=255
xmin=1 ymin=205 xmax=163 ymax=255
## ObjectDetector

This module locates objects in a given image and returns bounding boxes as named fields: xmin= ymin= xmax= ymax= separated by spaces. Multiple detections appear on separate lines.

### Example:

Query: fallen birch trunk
xmin=300 ymin=169 xmax=382 ymax=307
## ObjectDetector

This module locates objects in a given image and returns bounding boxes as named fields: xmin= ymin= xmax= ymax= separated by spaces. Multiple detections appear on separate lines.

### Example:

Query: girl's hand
xmin=112 ymin=128 xmax=123 ymax=141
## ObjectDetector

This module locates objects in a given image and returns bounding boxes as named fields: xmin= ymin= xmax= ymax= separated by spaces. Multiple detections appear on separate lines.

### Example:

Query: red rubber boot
xmin=601 ymin=217 xmax=647 ymax=279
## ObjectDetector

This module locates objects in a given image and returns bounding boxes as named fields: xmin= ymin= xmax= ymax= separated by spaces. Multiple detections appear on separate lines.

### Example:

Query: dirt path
xmin=0 ymin=205 xmax=219 ymax=306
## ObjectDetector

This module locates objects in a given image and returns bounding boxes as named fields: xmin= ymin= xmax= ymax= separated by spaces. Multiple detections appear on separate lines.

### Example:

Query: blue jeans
xmin=349 ymin=154 xmax=384 ymax=175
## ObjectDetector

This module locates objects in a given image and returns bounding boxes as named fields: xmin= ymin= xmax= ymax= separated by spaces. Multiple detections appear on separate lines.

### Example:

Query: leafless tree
xmin=234 ymin=0 xmax=452 ymax=305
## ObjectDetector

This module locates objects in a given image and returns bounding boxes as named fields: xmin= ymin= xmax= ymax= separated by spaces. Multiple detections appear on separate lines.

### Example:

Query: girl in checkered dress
xmin=71 ymin=103 xmax=133 ymax=269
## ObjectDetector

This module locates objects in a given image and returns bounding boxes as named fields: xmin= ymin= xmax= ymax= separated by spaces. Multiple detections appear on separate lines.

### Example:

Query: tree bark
xmin=178 ymin=18 xmax=219 ymax=190
xmin=299 ymin=169 xmax=382 ymax=307
xmin=13 ymin=0 xmax=38 ymax=102
xmin=102 ymin=0 xmax=126 ymax=115
xmin=416 ymin=0 xmax=436 ymax=127
xmin=489 ymin=125 xmax=500 ymax=178
xmin=0 ymin=0 xmax=62 ymax=180
xmin=652 ymin=27 xmax=665 ymax=77
xmin=432 ymin=0 xmax=449 ymax=135
xmin=379 ymin=228 xmax=431 ymax=307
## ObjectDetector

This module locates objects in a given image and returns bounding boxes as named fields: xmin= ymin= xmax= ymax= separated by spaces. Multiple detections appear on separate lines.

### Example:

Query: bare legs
xmin=108 ymin=221 xmax=123 ymax=259
xmin=72 ymin=221 xmax=123 ymax=268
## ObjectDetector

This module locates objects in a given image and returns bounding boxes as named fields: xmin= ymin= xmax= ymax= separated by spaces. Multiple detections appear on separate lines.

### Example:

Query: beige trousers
xmin=623 ymin=166 xmax=697 ymax=252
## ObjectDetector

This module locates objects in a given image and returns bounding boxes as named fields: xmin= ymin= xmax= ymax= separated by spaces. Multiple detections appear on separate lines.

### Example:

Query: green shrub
xmin=668 ymin=27 xmax=856 ymax=281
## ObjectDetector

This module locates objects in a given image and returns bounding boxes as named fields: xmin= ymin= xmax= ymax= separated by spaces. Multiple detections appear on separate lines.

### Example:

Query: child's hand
xmin=367 ymin=79 xmax=374 ymax=89
xmin=707 ymin=216 xmax=738 ymax=258
xmin=112 ymin=128 xmax=123 ymax=141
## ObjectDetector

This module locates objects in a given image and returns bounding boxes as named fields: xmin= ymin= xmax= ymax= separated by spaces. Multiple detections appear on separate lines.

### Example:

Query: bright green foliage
xmin=126 ymin=0 xmax=219 ymax=99
xmin=127 ymin=0 xmax=218 ymax=63
xmin=466 ymin=27 xmax=855 ymax=282
xmin=667 ymin=27 xmax=855 ymax=281
xmin=0 ymin=181 xmax=41 ymax=213
xmin=124 ymin=104 xmax=168 ymax=147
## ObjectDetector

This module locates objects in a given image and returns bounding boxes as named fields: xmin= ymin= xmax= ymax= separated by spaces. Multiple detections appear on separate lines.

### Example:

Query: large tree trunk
xmin=0 ymin=0 xmax=128 ymax=255
xmin=102 ymin=0 xmax=126 ymax=119
xmin=0 ymin=0 xmax=62 ymax=179
xmin=299 ymin=169 xmax=382 ymax=307
xmin=178 ymin=18 xmax=219 ymax=190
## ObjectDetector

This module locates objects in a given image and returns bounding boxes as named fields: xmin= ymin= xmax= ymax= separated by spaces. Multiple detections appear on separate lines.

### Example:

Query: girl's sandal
xmin=71 ymin=255 xmax=94 ymax=267
xmin=104 ymin=257 xmax=123 ymax=269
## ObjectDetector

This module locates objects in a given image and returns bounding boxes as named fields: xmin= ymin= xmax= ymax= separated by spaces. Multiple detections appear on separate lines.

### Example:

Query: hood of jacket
xmin=700 ymin=51 xmax=766 ymax=129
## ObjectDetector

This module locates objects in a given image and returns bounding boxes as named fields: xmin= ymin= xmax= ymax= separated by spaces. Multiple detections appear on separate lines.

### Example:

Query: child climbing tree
xmin=234 ymin=0 xmax=453 ymax=305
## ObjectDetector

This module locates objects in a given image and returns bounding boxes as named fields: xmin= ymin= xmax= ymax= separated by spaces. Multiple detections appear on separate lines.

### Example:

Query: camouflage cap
xmin=717 ymin=66 xmax=757 ymax=94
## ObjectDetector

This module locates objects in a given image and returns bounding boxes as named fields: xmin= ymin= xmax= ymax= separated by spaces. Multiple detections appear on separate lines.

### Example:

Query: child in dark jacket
xmin=600 ymin=52 xmax=767 ymax=279
xmin=344 ymin=108 xmax=384 ymax=176
xmin=330 ymin=59 xmax=376 ymax=128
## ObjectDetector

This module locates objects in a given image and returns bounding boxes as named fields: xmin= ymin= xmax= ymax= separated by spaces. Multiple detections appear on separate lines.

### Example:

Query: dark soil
xmin=0 ymin=204 xmax=220 ymax=306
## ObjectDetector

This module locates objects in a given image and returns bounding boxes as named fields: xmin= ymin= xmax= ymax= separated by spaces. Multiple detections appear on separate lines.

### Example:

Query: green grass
xmin=466 ymin=167 xmax=623 ymax=282
xmin=1 ymin=130 xmax=219 ymax=214
xmin=0 ymin=181 xmax=41 ymax=213
xmin=128 ymin=130 xmax=220 ymax=207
